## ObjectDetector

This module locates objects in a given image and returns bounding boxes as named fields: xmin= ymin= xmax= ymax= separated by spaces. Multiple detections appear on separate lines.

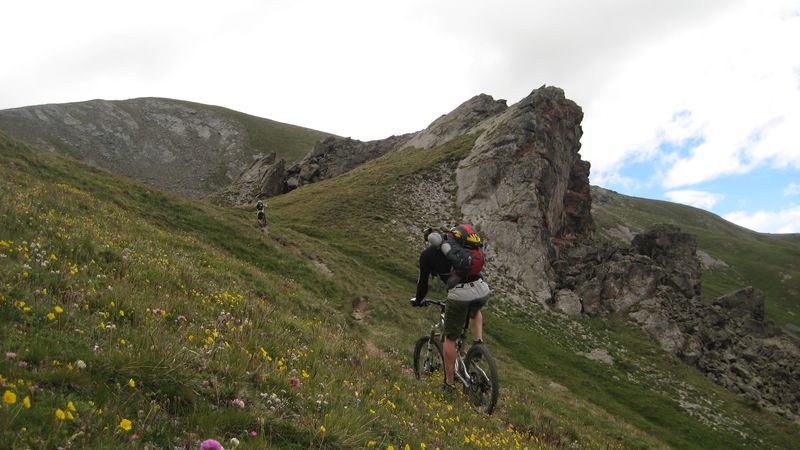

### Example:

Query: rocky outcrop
xmin=402 ymin=94 xmax=508 ymax=150
xmin=455 ymin=86 xmax=592 ymax=302
xmin=284 ymin=134 xmax=410 ymax=191
xmin=215 ymin=152 xmax=286 ymax=205
xmin=555 ymin=224 xmax=799 ymax=419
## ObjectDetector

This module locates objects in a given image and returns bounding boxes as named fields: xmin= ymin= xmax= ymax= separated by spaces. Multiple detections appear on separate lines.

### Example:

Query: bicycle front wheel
xmin=464 ymin=343 xmax=499 ymax=414
xmin=413 ymin=335 xmax=444 ymax=381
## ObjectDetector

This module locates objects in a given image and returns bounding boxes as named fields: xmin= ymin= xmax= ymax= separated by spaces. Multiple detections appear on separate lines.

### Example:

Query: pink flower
xmin=249 ymin=431 xmax=257 ymax=437
xmin=199 ymin=439 xmax=224 ymax=450
xmin=5 ymin=352 xmax=16 ymax=359
xmin=231 ymin=398 xmax=245 ymax=409
xmin=289 ymin=376 xmax=300 ymax=387
xmin=177 ymin=315 xmax=186 ymax=321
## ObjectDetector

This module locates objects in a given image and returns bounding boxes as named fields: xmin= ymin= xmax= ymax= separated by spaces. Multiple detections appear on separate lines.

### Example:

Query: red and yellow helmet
xmin=450 ymin=224 xmax=481 ymax=246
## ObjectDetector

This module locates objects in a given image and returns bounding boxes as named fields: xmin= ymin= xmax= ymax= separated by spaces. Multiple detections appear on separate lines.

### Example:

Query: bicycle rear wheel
xmin=413 ymin=336 xmax=444 ymax=381
xmin=464 ymin=343 xmax=499 ymax=414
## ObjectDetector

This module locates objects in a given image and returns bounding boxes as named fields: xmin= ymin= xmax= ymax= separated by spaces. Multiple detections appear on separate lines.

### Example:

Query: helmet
xmin=450 ymin=224 xmax=481 ymax=246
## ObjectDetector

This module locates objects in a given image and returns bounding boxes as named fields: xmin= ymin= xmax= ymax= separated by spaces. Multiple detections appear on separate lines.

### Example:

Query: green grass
xmin=2 ymin=131 xmax=798 ymax=449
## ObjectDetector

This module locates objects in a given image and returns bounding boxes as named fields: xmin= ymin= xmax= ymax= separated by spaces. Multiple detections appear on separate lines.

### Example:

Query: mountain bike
xmin=257 ymin=210 xmax=267 ymax=229
xmin=411 ymin=299 xmax=499 ymax=414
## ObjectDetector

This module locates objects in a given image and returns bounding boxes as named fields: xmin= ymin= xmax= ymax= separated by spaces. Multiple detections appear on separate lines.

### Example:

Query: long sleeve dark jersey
xmin=415 ymin=245 xmax=452 ymax=301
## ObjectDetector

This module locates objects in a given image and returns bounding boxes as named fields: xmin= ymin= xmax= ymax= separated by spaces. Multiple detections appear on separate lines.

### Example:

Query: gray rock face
xmin=631 ymin=224 xmax=701 ymax=298
xmin=283 ymin=134 xmax=411 ymax=192
xmin=555 ymin=223 xmax=800 ymax=418
xmin=0 ymin=98 xmax=251 ymax=198
xmin=402 ymin=94 xmax=508 ymax=150
xmin=0 ymin=98 xmax=330 ymax=199
xmin=455 ymin=86 xmax=591 ymax=302
xmin=216 ymin=152 xmax=286 ymax=205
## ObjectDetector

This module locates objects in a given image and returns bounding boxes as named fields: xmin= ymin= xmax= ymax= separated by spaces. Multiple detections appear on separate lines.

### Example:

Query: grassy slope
xmin=592 ymin=189 xmax=800 ymax=332
xmin=170 ymin=99 xmax=333 ymax=163
xmin=1 ymin=133 xmax=798 ymax=448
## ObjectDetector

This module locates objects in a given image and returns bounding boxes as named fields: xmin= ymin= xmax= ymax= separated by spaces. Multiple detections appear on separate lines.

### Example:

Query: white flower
xmin=229 ymin=438 xmax=240 ymax=448
xmin=75 ymin=360 xmax=87 ymax=369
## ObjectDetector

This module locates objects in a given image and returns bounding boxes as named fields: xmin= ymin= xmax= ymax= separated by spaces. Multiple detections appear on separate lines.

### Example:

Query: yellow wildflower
xmin=54 ymin=305 xmax=63 ymax=314
xmin=42 ymin=288 xmax=48 ymax=295
xmin=55 ymin=409 xmax=66 ymax=420
xmin=3 ymin=390 xmax=16 ymax=404
xmin=119 ymin=418 xmax=133 ymax=431
xmin=67 ymin=401 xmax=76 ymax=412
xmin=47 ymin=312 xmax=55 ymax=320
xmin=319 ymin=425 xmax=326 ymax=433
xmin=23 ymin=396 xmax=31 ymax=408
xmin=127 ymin=378 xmax=136 ymax=388
xmin=367 ymin=442 xmax=376 ymax=448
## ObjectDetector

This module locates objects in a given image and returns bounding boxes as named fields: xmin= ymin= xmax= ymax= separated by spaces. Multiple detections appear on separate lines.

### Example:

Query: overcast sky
xmin=2 ymin=0 xmax=799 ymax=233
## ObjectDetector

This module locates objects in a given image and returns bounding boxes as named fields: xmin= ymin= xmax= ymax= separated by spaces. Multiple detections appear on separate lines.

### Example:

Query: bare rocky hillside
xmin=0 ymin=98 xmax=331 ymax=198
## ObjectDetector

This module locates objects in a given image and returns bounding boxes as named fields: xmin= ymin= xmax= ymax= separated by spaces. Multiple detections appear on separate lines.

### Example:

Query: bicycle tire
xmin=464 ymin=343 xmax=499 ymax=414
xmin=413 ymin=335 xmax=444 ymax=381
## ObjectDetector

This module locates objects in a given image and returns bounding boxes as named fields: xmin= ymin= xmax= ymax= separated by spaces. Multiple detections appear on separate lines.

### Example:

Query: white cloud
xmin=581 ymin=1 xmax=800 ymax=189
xmin=664 ymin=190 xmax=724 ymax=209
xmin=785 ymin=182 xmax=800 ymax=196
xmin=725 ymin=207 xmax=800 ymax=233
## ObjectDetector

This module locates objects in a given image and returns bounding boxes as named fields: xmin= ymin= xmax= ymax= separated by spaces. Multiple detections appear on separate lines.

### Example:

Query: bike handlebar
xmin=410 ymin=298 xmax=446 ymax=308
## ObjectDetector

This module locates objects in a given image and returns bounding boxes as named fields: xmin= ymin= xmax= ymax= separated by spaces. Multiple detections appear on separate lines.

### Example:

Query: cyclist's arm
xmin=414 ymin=251 xmax=432 ymax=302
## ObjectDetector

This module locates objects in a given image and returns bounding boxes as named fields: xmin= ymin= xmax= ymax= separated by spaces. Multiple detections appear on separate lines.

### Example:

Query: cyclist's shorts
xmin=444 ymin=279 xmax=490 ymax=340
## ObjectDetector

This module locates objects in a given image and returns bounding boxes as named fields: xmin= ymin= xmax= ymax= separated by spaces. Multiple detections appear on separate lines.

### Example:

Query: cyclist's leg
xmin=470 ymin=309 xmax=483 ymax=341
xmin=443 ymin=337 xmax=457 ymax=385
xmin=444 ymin=297 xmax=471 ymax=385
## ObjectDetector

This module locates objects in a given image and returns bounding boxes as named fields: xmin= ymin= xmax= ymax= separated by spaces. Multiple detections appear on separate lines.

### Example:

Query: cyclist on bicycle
xmin=411 ymin=225 xmax=490 ymax=390
xmin=256 ymin=200 xmax=267 ymax=227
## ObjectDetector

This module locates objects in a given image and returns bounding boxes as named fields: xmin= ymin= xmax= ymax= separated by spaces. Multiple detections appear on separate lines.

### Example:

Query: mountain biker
xmin=256 ymin=200 xmax=267 ymax=227
xmin=411 ymin=225 xmax=490 ymax=390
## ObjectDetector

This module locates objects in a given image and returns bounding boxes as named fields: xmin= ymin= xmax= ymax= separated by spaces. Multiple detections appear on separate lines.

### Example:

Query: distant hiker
xmin=411 ymin=224 xmax=490 ymax=390
xmin=256 ymin=200 xmax=267 ymax=229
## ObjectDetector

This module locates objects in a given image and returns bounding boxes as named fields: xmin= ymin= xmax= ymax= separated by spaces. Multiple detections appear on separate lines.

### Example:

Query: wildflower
xmin=5 ymin=352 xmax=16 ymax=359
xmin=302 ymin=370 xmax=310 ymax=379
xmin=320 ymin=425 xmax=326 ymax=433
xmin=23 ymin=396 xmax=31 ymax=408
xmin=119 ymin=418 xmax=133 ymax=431
xmin=55 ymin=409 xmax=66 ymax=420
xmin=47 ymin=312 xmax=55 ymax=320
xmin=289 ymin=376 xmax=300 ymax=387
xmin=119 ymin=310 xmax=125 ymax=317
xmin=3 ymin=390 xmax=16 ymax=404
xmin=250 ymin=431 xmax=257 ymax=437
xmin=231 ymin=398 xmax=245 ymax=409
xmin=229 ymin=437 xmax=240 ymax=448
xmin=177 ymin=315 xmax=186 ymax=322
xmin=42 ymin=288 xmax=48 ymax=295
xmin=199 ymin=439 xmax=224 ymax=450
xmin=127 ymin=378 xmax=136 ymax=388
xmin=67 ymin=401 xmax=77 ymax=412
xmin=119 ymin=339 xmax=127 ymax=346
xmin=54 ymin=305 xmax=64 ymax=314
xmin=367 ymin=442 xmax=376 ymax=448
xmin=76 ymin=360 xmax=87 ymax=370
